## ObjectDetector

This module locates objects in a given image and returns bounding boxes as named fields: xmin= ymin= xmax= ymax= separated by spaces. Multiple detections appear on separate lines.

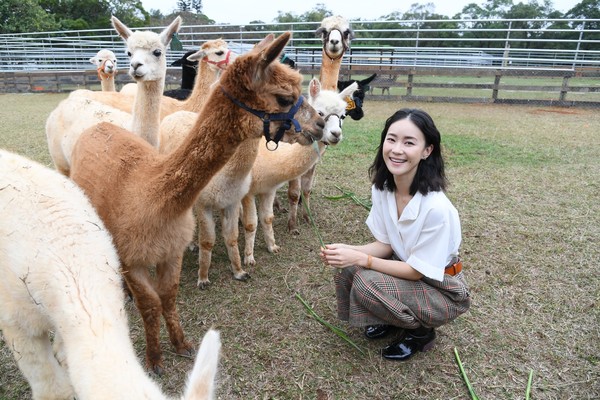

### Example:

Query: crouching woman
xmin=320 ymin=108 xmax=471 ymax=361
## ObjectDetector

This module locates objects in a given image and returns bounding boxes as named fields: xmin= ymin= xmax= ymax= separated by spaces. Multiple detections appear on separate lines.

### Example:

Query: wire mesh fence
xmin=1 ymin=18 xmax=599 ymax=106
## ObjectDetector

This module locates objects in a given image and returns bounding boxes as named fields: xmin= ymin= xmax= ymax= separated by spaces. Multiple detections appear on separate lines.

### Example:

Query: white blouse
xmin=366 ymin=185 xmax=461 ymax=281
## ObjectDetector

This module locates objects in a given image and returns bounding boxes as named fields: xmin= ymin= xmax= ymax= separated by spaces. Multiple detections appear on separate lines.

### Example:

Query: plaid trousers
xmin=334 ymin=266 xmax=471 ymax=329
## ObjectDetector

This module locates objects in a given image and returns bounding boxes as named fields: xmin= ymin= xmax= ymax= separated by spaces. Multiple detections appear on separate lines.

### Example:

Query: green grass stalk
xmin=295 ymin=293 xmax=365 ymax=355
xmin=301 ymin=191 xmax=326 ymax=248
xmin=454 ymin=347 xmax=480 ymax=400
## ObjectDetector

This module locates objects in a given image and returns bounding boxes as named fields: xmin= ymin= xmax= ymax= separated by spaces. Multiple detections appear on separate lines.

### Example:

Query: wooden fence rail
xmin=2 ymin=66 xmax=599 ymax=108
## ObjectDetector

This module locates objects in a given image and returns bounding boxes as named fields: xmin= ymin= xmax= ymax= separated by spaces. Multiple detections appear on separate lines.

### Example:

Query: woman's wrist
xmin=366 ymin=254 xmax=373 ymax=269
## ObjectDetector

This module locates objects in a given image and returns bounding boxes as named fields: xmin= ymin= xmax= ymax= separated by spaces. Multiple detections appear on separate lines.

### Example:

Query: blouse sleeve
xmin=406 ymin=206 xmax=455 ymax=282
xmin=365 ymin=186 xmax=390 ymax=244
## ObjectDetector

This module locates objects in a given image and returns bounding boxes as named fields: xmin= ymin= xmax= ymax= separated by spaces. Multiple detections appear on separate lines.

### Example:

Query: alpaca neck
xmin=292 ymin=141 xmax=327 ymax=175
xmin=182 ymin=62 xmax=218 ymax=113
xmin=319 ymin=49 xmax=343 ymax=91
xmin=132 ymin=79 xmax=164 ymax=147
xmin=154 ymin=90 xmax=252 ymax=216
xmin=100 ymin=77 xmax=116 ymax=92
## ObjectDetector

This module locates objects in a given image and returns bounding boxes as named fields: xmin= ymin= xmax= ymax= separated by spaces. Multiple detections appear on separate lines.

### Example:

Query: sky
xmin=140 ymin=0 xmax=579 ymax=25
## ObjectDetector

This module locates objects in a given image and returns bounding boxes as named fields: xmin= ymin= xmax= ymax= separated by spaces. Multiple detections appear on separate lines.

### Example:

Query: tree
xmin=565 ymin=0 xmax=600 ymax=49
xmin=0 ymin=0 xmax=58 ymax=33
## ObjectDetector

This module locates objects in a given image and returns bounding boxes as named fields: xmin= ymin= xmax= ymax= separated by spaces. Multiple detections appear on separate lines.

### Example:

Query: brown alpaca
xmin=69 ymin=31 xmax=324 ymax=374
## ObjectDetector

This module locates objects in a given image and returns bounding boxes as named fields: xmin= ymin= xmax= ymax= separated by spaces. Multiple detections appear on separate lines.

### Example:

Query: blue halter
xmin=220 ymin=86 xmax=304 ymax=150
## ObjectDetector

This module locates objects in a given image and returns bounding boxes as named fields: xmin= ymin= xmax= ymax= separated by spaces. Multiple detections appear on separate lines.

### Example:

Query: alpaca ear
xmin=186 ymin=49 xmax=206 ymax=62
xmin=362 ymin=73 xmax=377 ymax=85
xmin=160 ymin=16 xmax=183 ymax=47
xmin=315 ymin=26 xmax=327 ymax=38
xmin=182 ymin=329 xmax=221 ymax=400
xmin=111 ymin=16 xmax=133 ymax=41
xmin=309 ymin=78 xmax=321 ymax=99
xmin=89 ymin=56 xmax=98 ymax=65
xmin=254 ymin=33 xmax=275 ymax=51
xmin=259 ymin=32 xmax=290 ymax=66
xmin=339 ymin=81 xmax=358 ymax=99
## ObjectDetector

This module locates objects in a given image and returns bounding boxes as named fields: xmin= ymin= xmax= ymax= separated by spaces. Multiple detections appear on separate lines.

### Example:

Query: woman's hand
xmin=320 ymin=244 xmax=365 ymax=269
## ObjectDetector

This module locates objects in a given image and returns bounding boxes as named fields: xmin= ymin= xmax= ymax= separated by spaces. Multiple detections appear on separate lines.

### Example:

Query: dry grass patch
xmin=0 ymin=94 xmax=599 ymax=399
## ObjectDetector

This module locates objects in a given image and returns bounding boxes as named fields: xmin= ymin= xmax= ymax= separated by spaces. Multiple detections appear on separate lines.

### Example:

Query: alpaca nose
xmin=329 ymin=38 xmax=340 ymax=46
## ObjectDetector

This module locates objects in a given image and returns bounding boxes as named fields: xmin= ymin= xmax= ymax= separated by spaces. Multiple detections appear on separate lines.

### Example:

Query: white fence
xmin=1 ymin=18 xmax=599 ymax=73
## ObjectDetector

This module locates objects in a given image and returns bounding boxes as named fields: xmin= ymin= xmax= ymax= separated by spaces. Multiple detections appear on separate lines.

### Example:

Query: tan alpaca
xmin=316 ymin=15 xmax=354 ymax=91
xmin=278 ymin=15 xmax=355 ymax=229
xmin=68 ymin=31 xmax=324 ymax=374
xmin=0 ymin=149 xmax=220 ymax=400
xmin=159 ymin=34 xmax=320 ymax=289
xmin=82 ymin=39 xmax=236 ymax=119
xmin=89 ymin=49 xmax=118 ymax=91
xmin=241 ymin=78 xmax=357 ymax=266
xmin=46 ymin=16 xmax=181 ymax=176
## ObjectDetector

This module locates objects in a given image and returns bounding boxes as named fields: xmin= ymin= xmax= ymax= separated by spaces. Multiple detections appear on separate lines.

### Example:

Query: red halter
xmin=202 ymin=49 xmax=233 ymax=70
xmin=96 ymin=59 xmax=115 ymax=80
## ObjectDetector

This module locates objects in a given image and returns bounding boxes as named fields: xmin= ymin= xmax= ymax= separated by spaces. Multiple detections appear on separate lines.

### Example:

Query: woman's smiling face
xmin=382 ymin=118 xmax=432 ymax=182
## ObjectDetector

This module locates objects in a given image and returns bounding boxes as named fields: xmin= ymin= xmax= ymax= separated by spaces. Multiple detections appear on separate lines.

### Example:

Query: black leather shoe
xmin=364 ymin=324 xmax=396 ymax=340
xmin=381 ymin=328 xmax=436 ymax=361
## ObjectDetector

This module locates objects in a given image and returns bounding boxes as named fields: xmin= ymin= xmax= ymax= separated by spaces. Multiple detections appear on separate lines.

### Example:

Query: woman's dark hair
xmin=368 ymin=108 xmax=447 ymax=195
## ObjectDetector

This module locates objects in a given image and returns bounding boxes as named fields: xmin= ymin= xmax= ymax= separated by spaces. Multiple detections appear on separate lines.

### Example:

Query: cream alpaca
xmin=68 ymin=31 xmax=324 ymax=374
xmin=159 ymin=35 xmax=321 ymax=289
xmin=85 ymin=39 xmax=236 ymax=119
xmin=128 ymin=39 xmax=236 ymax=115
xmin=46 ymin=16 xmax=181 ymax=176
xmin=89 ymin=49 xmax=118 ymax=91
xmin=241 ymin=78 xmax=357 ymax=266
xmin=0 ymin=149 xmax=220 ymax=400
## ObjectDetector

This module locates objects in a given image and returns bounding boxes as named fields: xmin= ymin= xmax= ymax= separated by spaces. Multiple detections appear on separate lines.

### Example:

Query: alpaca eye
xmin=318 ymin=111 xmax=325 ymax=117
xmin=153 ymin=49 xmax=162 ymax=57
xmin=276 ymin=96 xmax=293 ymax=107
xmin=127 ymin=51 xmax=132 ymax=57
xmin=215 ymin=51 xmax=224 ymax=56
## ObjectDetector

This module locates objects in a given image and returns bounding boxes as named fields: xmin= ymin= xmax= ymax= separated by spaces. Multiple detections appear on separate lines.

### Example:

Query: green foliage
xmin=0 ymin=0 xmax=59 ymax=33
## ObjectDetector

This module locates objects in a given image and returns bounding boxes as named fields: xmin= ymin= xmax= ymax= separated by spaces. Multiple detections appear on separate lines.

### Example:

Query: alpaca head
xmin=171 ymin=50 xmax=199 ymax=71
xmin=308 ymin=78 xmax=358 ymax=145
xmin=187 ymin=39 xmax=237 ymax=73
xmin=111 ymin=15 xmax=182 ymax=82
xmin=219 ymin=32 xmax=324 ymax=147
xmin=316 ymin=15 xmax=354 ymax=59
xmin=89 ymin=49 xmax=117 ymax=78
xmin=337 ymin=73 xmax=377 ymax=121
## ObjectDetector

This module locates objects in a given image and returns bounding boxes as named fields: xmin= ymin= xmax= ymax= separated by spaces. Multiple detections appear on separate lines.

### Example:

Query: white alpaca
xmin=93 ymin=39 xmax=236 ymax=118
xmin=89 ymin=49 xmax=118 ymax=92
xmin=241 ymin=78 xmax=357 ymax=266
xmin=0 ymin=149 xmax=220 ymax=400
xmin=158 ymin=34 xmax=322 ymax=289
xmin=45 ymin=16 xmax=181 ymax=175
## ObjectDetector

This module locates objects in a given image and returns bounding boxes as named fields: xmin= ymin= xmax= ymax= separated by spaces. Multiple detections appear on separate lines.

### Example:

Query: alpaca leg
xmin=241 ymin=194 xmax=258 ymax=267
xmin=221 ymin=205 xmax=250 ymax=281
xmin=196 ymin=207 xmax=216 ymax=290
xmin=122 ymin=266 xmax=165 ymax=375
xmin=300 ymin=163 xmax=318 ymax=224
xmin=1 ymin=325 xmax=74 ymax=400
xmin=156 ymin=258 xmax=194 ymax=358
xmin=258 ymin=191 xmax=281 ymax=253
xmin=286 ymin=177 xmax=301 ymax=235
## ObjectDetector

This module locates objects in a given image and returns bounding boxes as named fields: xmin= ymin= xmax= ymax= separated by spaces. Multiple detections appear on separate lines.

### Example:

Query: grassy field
xmin=0 ymin=93 xmax=599 ymax=399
